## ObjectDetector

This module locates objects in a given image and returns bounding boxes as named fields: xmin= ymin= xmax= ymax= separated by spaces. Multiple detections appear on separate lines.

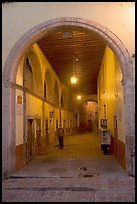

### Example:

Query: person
xmin=57 ymin=124 xmax=64 ymax=149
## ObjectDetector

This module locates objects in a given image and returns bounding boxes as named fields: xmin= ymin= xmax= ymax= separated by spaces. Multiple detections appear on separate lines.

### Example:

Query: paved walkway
xmin=2 ymin=132 xmax=135 ymax=202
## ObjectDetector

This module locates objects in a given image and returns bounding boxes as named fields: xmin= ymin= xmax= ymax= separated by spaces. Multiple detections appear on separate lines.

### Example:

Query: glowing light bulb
xmin=71 ymin=76 xmax=77 ymax=84
xmin=77 ymin=95 xmax=81 ymax=100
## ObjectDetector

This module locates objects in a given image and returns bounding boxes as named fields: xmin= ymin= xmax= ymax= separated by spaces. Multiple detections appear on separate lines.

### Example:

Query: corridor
xmin=2 ymin=132 xmax=135 ymax=202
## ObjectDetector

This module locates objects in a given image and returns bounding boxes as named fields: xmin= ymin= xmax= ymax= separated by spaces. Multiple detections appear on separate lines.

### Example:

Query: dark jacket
xmin=58 ymin=127 xmax=64 ymax=137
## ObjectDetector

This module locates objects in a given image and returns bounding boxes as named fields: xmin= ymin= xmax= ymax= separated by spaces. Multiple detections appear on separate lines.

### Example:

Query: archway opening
xmin=79 ymin=101 xmax=98 ymax=133
xmin=2 ymin=17 xmax=134 ymax=178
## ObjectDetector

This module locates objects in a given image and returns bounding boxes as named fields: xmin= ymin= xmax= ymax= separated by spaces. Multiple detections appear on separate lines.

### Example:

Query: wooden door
xmin=27 ymin=119 xmax=34 ymax=162
xmin=88 ymin=119 xmax=92 ymax=132
xmin=36 ymin=118 xmax=41 ymax=145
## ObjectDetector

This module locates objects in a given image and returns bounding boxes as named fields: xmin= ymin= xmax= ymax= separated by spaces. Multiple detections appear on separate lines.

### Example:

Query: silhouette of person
xmin=57 ymin=124 xmax=64 ymax=149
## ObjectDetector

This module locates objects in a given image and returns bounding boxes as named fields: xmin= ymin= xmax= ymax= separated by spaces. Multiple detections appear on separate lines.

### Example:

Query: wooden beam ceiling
xmin=37 ymin=29 xmax=106 ymax=95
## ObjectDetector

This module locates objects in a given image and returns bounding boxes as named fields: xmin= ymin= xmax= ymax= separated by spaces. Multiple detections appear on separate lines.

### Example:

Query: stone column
xmin=123 ymin=68 xmax=135 ymax=175
xmin=2 ymin=79 xmax=16 ymax=178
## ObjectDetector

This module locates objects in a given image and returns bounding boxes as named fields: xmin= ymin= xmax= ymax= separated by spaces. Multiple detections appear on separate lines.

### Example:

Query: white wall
xmin=2 ymin=2 xmax=135 ymax=69
xmin=16 ymin=89 xmax=23 ymax=145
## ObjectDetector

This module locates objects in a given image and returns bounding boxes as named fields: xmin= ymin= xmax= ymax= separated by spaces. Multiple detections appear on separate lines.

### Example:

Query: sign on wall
xmin=16 ymin=95 xmax=23 ymax=115
xmin=100 ymin=119 xmax=107 ymax=129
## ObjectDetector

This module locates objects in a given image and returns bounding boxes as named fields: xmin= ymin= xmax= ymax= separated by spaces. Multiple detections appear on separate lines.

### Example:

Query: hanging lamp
xmin=70 ymin=34 xmax=77 ymax=84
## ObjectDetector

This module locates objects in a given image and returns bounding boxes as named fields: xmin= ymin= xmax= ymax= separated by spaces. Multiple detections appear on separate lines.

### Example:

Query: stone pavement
xmin=2 ymin=132 xmax=135 ymax=202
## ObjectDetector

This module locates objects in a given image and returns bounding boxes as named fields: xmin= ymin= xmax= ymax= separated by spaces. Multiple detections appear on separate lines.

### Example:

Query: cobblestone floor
xmin=2 ymin=132 xmax=135 ymax=202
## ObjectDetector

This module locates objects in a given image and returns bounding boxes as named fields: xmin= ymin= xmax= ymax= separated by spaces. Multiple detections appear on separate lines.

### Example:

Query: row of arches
xmin=14 ymin=46 xmax=80 ymax=171
xmin=20 ymin=47 xmax=76 ymax=110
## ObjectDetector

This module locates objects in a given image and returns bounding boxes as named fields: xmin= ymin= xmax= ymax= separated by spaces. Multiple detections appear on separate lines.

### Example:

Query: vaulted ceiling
xmin=37 ymin=26 xmax=106 ymax=95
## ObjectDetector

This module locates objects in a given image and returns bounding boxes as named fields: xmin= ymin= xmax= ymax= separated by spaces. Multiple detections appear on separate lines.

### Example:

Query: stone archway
xmin=2 ymin=17 xmax=134 ymax=178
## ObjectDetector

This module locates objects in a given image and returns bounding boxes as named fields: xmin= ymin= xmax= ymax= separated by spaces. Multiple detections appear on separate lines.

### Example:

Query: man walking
xmin=57 ymin=124 xmax=64 ymax=149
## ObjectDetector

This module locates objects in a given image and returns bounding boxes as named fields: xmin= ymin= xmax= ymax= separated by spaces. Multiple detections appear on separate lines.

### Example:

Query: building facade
xmin=2 ymin=2 xmax=135 ymax=178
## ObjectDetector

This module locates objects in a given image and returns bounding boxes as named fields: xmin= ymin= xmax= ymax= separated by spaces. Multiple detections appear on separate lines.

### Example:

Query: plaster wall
xmin=98 ymin=46 xmax=125 ymax=143
xmin=26 ymin=94 xmax=42 ymax=116
xmin=2 ymin=2 xmax=135 ymax=69
xmin=114 ymin=55 xmax=125 ymax=143
xmin=16 ymin=89 xmax=23 ymax=145
xmin=79 ymin=101 xmax=98 ymax=132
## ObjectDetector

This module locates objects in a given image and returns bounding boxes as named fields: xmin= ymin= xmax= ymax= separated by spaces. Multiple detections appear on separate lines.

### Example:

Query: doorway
xmin=35 ymin=118 xmax=41 ymax=155
xmin=27 ymin=119 xmax=34 ymax=162
xmin=88 ymin=119 xmax=92 ymax=132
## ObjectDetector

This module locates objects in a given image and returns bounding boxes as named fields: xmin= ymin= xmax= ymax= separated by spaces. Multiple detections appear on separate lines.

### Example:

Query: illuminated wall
xmin=15 ymin=43 xmax=77 ymax=169
xmin=97 ymin=46 xmax=126 ymax=168
xmin=2 ymin=2 xmax=135 ymax=70
xmin=79 ymin=101 xmax=98 ymax=132
xmin=98 ymin=46 xmax=125 ymax=141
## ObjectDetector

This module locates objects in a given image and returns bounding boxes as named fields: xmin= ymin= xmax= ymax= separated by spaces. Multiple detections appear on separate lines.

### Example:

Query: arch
xmin=16 ymin=55 xmax=36 ymax=89
xmin=79 ymin=100 xmax=98 ymax=133
xmin=44 ymin=70 xmax=53 ymax=102
xmin=81 ymin=99 xmax=98 ymax=106
xmin=61 ymin=94 xmax=64 ymax=108
xmin=68 ymin=92 xmax=74 ymax=110
xmin=53 ymin=80 xmax=59 ymax=106
xmin=77 ymin=96 xmax=98 ymax=107
xmin=2 ymin=17 xmax=134 ymax=178
xmin=44 ymin=81 xmax=46 ymax=98
xmin=61 ymin=89 xmax=68 ymax=109
xmin=3 ymin=17 xmax=133 ymax=86
xmin=23 ymin=56 xmax=34 ymax=91
xmin=25 ymin=51 xmax=43 ymax=97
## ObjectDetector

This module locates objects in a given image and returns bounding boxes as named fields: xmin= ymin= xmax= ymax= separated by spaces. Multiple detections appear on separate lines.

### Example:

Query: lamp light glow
xmin=77 ymin=95 xmax=81 ymax=100
xmin=70 ymin=33 xmax=77 ymax=84
xmin=71 ymin=75 xmax=77 ymax=84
